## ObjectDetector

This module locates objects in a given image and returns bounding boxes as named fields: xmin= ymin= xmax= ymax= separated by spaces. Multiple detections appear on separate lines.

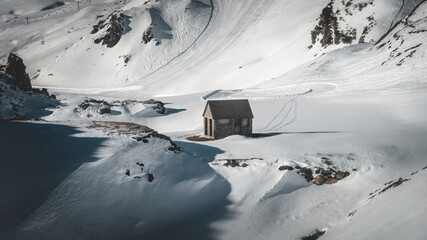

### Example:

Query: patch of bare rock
xmin=300 ymin=229 xmax=326 ymax=240
xmin=211 ymin=158 xmax=263 ymax=168
xmin=124 ymin=162 xmax=155 ymax=183
xmin=278 ymin=153 xmax=355 ymax=185
xmin=91 ymin=11 xmax=130 ymax=48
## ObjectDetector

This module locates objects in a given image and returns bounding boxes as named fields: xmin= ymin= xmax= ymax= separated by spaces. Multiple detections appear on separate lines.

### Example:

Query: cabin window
xmin=218 ymin=119 xmax=230 ymax=125
xmin=242 ymin=118 xmax=249 ymax=126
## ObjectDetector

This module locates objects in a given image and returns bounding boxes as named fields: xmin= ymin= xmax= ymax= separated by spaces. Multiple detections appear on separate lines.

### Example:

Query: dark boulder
xmin=98 ymin=105 xmax=111 ymax=114
xmin=335 ymin=171 xmax=350 ymax=180
xmin=147 ymin=173 xmax=154 ymax=182
xmin=279 ymin=165 xmax=294 ymax=171
xmin=313 ymin=175 xmax=325 ymax=185
xmin=325 ymin=178 xmax=338 ymax=184
xmin=298 ymin=167 xmax=314 ymax=181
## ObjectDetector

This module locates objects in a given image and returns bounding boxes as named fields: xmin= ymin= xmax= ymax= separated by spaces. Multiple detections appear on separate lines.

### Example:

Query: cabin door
xmin=209 ymin=119 xmax=213 ymax=136
xmin=204 ymin=117 xmax=208 ymax=136
xmin=235 ymin=119 xmax=241 ymax=134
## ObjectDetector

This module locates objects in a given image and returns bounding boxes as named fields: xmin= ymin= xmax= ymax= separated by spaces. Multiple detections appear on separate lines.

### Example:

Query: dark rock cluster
xmin=78 ymin=98 xmax=166 ymax=116
xmin=310 ymin=0 xmax=375 ymax=48
xmin=136 ymin=131 xmax=183 ymax=153
xmin=223 ymin=160 xmax=249 ymax=168
xmin=78 ymin=98 xmax=111 ymax=114
xmin=278 ymin=164 xmax=351 ymax=185
xmin=92 ymin=12 xmax=127 ymax=48
xmin=0 ymin=53 xmax=57 ymax=120
xmin=3 ymin=53 xmax=32 ymax=91
xmin=311 ymin=2 xmax=340 ymax=47
xmin=143 ymin=99 xmax=166 ymax=114
xmin=124 ymin=162 xmax=155 ymax=183
xmin=142 ymin=27 xmax=154 ymax=44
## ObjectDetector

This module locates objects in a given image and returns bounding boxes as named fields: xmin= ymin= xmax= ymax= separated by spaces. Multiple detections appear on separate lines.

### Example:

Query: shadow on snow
xmin=0 ymin=121 xmax=107 ymax=234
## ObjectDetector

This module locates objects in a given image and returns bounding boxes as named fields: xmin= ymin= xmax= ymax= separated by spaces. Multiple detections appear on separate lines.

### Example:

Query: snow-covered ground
xmin=1 ymin=0 xmax=427 ymax=239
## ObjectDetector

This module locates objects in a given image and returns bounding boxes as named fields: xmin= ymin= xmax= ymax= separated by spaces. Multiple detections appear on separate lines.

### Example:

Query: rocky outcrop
xmin=138 ymin=131 xmax=183 ymax=153
xmin=3 ymin=53 xmax=32 ymax=91
xmin=279 ymin=153 xmax=355 ymax=185
xmin=143 ymin=99 xmax=166 ymax=114
xmin=0 ymin=54 xmax=58 ymax=120
xmin=301 ymin=230 xmax=326 ymax=240
xmin=310 ymin=0 xmax=375 ymax=48
xmin=311 ymin=2 xmax=339 ymax=47
xmin=92 ymin=12 xmax=129 ymax=48
xmin=142 ymin=27 xmax=154 ymax=44
xmin=375 ymin=0 xmax=427 ymax=66
xmin=278 ymin=165 xmax=294 ymax=171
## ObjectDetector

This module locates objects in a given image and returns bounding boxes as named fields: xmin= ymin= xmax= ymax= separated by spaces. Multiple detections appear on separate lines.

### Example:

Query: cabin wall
xmin=213 ymin=119 xmax=235 ymax=139
xmin=213 ymin=118 xmax=252 ymax=139
xmin=241 ymin=118 xmax=252 ymax=137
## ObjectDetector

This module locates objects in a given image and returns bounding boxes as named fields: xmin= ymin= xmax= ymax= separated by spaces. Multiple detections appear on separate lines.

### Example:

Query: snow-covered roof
xmin=203 ymin=99 xmax=254 ymax=119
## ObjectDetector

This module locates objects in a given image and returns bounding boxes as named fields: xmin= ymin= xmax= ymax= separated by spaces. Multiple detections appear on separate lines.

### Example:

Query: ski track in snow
xmin=139 ymin=0 xmax=215 ymax=80
xmin=261 ymin=97 xmax=299 ymax=132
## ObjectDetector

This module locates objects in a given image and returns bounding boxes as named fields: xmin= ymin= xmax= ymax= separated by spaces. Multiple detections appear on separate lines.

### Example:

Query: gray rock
xmin=313 ymin=175 xmax=325 ymax=185
xmin=325 ymin=178 xmax=338 ymax=184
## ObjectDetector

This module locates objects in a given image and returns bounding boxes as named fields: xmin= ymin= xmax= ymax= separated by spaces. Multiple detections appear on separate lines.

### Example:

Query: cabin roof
xmin=203 ymin=99 xmax=254 ymax=119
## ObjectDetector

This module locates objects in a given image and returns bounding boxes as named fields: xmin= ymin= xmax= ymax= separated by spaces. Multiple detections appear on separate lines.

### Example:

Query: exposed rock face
xmin=142 ymin=27 xmax=154 ymax=44
xmin=310 ymin=0 xmax=375 ymax=48
xmin=376 ymin=0 xmax=427 ymax=66
xmin=4 ymin=53 xmax=32 ymax=91
xmin=92 ymin=12 xmax=128 ymax=48
xmin=311 ymin=2 xmax=339 ymax=47
xmin=0 ymin=59 xmax=58 ymax=120
xmin=141 ymin=131 xmax=183 ymax=153
xmin=280 ymin=153 xmax=355 ymax=185
xmin=143 ymin=99 xmax=166 ymax=114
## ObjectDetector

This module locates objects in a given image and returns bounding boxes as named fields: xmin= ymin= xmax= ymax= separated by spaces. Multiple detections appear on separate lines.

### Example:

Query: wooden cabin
xmin=202 ymin=99 xmax=254 ymax=139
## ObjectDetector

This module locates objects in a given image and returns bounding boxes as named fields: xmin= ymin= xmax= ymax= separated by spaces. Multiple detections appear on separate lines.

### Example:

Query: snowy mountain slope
xmin=0 ymin=0 xmax=422 ymax=94
xmin=2 ymin=88 xmax=426 ymax=239
xmin=254 ymin=1 xmax=427 ymax=94
xmin=1 ymin=0 xmax=427 ymax=240
xmin=0 ymin=0 xmax=75 ymax=21
xmin=324 ymin=168 xmax=427 ymax=240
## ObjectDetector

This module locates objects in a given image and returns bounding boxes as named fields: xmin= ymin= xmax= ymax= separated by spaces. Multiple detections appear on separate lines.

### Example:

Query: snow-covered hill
xmin=1 ymin=0 xmax=426 ymax=239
